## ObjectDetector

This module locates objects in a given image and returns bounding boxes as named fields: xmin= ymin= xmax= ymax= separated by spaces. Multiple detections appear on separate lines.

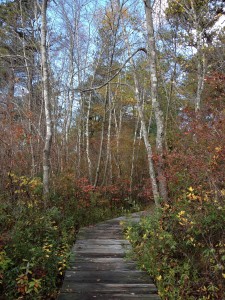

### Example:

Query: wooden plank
xmin=74 ymin=252 xmax=126 ymax=258
xmin=68 ymin=261 xmax=137 ymax=271
xmin=69 ymin=256 xmax=133 ymax=263
xmin=61 ymin=283 xmax=157 ymax=294
xmin=74 ymin=239 xmax=130 ymax=245
xmin=58 ymin=294 xmax=160 ymax=300
xmin=73 ymin=244 xmax=130 ymax=251
xmin=73 ymin=243 xmax=131 ymax=254
xmin=77 ymin=232 xmax=123 ymax=239
xmin=62 ymin=270 xmax=153 ymax=284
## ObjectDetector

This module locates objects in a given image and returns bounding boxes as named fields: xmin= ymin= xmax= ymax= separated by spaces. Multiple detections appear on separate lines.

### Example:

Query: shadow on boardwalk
xmin=57 ymin=212 xmax=161 ymax=300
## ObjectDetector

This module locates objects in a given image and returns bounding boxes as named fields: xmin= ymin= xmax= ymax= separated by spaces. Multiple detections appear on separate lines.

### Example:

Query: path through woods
xmin=57 ymin=212 xmax=160 ymax=300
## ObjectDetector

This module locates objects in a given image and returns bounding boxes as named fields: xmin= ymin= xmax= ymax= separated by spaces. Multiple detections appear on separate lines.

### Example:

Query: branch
xmin=0 ymin=138 xmax=9 ymax=147
xmin=109 ymin=82 xmax=135 ymax=91
xmin=79 ymin=47 xmax=147 ymax=93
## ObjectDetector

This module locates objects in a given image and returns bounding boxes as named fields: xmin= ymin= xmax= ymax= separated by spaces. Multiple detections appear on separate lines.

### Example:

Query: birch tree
xmin=92 ymin=0 xmax=126 ymax=186
xmin=119 ymin=4 xmax=160 ymax=205
xmin=40 ymin=0 xmax=52 ymax=197
xmin=143 ymin=0 xmax=168 ymax=202
xmin=166 ymin=0 xmax=225 ymax=112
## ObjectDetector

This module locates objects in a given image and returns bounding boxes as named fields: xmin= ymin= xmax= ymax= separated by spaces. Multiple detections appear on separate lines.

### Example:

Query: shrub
xmin=1 ymin=173 xmax=134 ymax=299
xmin=125 ymin=188 xmax=225 ymax=299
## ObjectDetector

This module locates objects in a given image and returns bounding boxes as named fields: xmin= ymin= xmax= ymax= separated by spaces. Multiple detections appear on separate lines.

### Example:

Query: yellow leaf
xmin=156 ymin=275 xmax=162 ymax=281
xmin=215 ymin=146 xmax=221 ymax=152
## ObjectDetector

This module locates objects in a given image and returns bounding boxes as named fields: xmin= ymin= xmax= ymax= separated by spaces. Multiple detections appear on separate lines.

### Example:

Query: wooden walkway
xmin=57 ymin=213 xmax=160 ymax=300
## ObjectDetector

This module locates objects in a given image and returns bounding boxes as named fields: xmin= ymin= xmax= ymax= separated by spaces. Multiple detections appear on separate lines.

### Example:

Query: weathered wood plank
xmin=74 ymin=239 xmax=130 ymax=245
xmin=68 ymin=260 xmax=137 ymax=271
xmin=61 ymin=283 xmax=157 ymax=293
xmin=63 ymin=270 xmax=153 ymax=284
xmin=57 ymin=212 xmax=161 ymax=300
xmin=73 ymin=244 xmax=130 ymax=252
xmin=58 ymin=294 xmax=160 ymax=300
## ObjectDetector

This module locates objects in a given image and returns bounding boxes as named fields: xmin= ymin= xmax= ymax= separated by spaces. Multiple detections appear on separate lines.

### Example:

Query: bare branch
xmin=79 ymin=47 xmax=147 ymax=93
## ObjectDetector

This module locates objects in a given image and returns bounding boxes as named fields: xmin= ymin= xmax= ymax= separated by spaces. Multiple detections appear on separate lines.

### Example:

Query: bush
xmin=125 ymin=188 xmax=225 ymax=299
xmin=0 ymin=173 xmax=134 ymax=299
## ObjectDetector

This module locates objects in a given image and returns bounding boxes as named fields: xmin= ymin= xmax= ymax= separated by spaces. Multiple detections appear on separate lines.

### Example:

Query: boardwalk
xmin=58 ymin=213 xmax=160 ymax=300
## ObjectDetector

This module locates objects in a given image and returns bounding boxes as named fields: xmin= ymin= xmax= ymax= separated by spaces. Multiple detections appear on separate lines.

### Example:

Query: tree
xmin=0 ymin=0 xmax=43 ymax=180
xmin=143 ymin=0 xmax=168 ymax=203
xmin=166 ymin=0 xmax=225 ymax=111
xmin=40 ymin=0 xmax=52 ymax=198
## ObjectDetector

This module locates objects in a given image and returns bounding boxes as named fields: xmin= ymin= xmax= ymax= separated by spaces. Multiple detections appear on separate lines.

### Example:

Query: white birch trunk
xmin=113 ymin=104 xmax=122 ymax=178
xmin=195 ymin=30 xmax=206 ymax=112
xmin=121 ymin=17 xmax=160 ymax=205
xmin=94 ymin=90 xmax=107 ymax=187
xmin=189 ymin=0 xmax=206 ymax=112
xmin=144 ymin=0 xmax=168 ymax=202
xmin=86 ymin=94 xmax=92 ymax=183
xmin=40 ymin=0 xmax=52 ymax=198
xmin=135 ymin=89 xmax=160 ymax=205
xmin=102 ymin=86 xmax=113 ymax=185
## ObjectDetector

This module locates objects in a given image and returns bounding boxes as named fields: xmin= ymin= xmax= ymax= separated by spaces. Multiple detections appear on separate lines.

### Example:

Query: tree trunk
xmin=135 ymin=87 xmax=160 ymax=206
xmin=143 ymin=0 xmax=168 ymax=203
xmin=94 ymin=91 xmax=107 ymax=187
xmin=102 ymin=85 xmax=113 ymax=186
xmin=113 ymin=103 xmax=122 ymax=179
xmin=189 ymin=0 xmax=206 ymax=112
xmin=195 ymin=30 xmax=206 ymax=112
xmin=19 ymin=0 xmax=36 ymax=177
xmin=86 ymin=93 xmax=92 ymax=183
xmin=40 ymin=0 xmax=52 ymax=199
xmin=121 ymin=13 xmax=160 ymax=206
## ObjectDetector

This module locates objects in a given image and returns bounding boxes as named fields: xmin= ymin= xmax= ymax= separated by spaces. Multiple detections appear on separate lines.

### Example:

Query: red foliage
xmin=166 ymin=97 xmax=225 ymax=199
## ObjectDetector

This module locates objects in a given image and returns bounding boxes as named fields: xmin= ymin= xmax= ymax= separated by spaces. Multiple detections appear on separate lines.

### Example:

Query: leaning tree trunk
xmin=121 ymin=22 xmax=160 ymax=206
xmin=40 ymin=0 xmax=52 ymax=199
xmin=135 ymin=88 xmax=160 ymax=206
xmin=144 ymin=0 xmax=168 ymax=203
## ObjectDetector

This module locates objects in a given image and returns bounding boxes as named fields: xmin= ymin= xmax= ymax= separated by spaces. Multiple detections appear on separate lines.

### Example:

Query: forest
xmin=0 ymin=0 xmax=225 ymax=299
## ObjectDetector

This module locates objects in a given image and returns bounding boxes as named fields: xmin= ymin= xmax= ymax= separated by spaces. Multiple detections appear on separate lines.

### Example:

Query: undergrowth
xmin=0 ymin=173 xmax=141 ymax=300
xmin=125 ymin=188 xmax=225 ymax=300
